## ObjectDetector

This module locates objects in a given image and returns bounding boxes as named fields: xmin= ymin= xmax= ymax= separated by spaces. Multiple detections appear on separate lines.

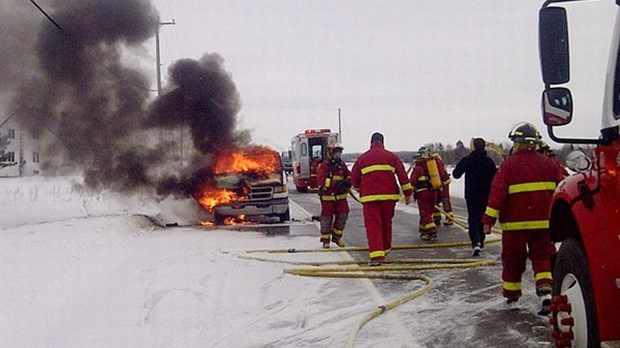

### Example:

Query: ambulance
xmin=290 ymin=129 xmax=339 ymax=192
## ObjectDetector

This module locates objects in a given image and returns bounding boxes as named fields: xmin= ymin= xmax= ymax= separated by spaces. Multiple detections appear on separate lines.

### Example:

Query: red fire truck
xmin=539 ymin=1 xmax=620 ymax=347
xmin=290 ymin=129 xmax=340 ymax=193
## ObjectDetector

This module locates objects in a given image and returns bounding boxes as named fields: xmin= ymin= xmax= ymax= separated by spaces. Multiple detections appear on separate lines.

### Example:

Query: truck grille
xmin=249 ymin=186 xmax=274 ymax=200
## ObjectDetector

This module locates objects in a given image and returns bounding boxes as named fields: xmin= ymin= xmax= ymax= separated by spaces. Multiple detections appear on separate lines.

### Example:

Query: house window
xmin=33 ymin=129 xmax=40 ymax=139
xmin=8 ymin=129 xmax=15 ymax=139
xmin=6 ymin=152 xmax=15 ymax=162
xmin=33 ymin=152 xmax=40 ymax=163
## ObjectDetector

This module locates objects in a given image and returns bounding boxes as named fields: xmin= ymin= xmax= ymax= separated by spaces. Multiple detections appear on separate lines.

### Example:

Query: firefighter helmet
xmin=565 ymin=150 xmax=591 ymax=172
xmin=537 ymin=141 xmax=551 ymax=155
xmin=417 ymin=146 xmax=430 ymax=159
xmin=327 ymin=142 xmax=344 ymax=160
xmin=508 ymin=122 xmax=542 ymax=144
xmin=328 ymin=142 xmax=344 ymax=151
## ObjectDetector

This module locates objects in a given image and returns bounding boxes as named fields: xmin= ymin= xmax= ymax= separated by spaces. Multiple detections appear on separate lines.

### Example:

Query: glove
xmin=335 ymin=179 xmax=352 ymax=194
xmin=483 ymin=224 xmax=492 ymax=234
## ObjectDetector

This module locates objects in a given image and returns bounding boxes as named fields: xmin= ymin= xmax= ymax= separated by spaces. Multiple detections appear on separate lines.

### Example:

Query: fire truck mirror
xmin=542 ymin=87 xmax=573 ymax=126
xmin=539 ymin=6 xmax=570 ymax=85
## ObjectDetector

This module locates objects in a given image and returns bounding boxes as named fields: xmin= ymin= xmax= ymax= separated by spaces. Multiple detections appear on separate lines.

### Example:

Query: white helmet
xmin=565 ymin=150 xmax=590 ymax=172
xmin=328 ymin=142 xmax=344 ymax=151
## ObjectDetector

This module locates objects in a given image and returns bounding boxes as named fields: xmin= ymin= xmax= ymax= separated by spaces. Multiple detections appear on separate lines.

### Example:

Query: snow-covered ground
xmin=1 ymin=173 xmax=468 ymax=348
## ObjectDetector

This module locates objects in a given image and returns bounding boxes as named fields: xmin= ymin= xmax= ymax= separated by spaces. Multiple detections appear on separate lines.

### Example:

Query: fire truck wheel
xmin=296 ymin=186 xmax=308 ymax=193
xmin=278 ymin=208 xmax=290 ymax=223
xmin=552 ymin=237 xmax=599 ymax=347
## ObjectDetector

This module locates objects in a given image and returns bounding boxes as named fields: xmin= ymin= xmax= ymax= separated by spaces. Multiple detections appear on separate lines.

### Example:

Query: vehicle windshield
xmin=215 ymin=148 xmax=283 ymax=189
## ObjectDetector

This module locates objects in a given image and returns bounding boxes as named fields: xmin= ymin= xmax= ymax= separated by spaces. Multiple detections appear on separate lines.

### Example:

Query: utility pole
xmin=156 ymin=18 xmax=175 ymax=96
xmin=155 ymin=17 xmax=179 ymax=163
xmin=338 ymin=108 xmax=342 ymax=143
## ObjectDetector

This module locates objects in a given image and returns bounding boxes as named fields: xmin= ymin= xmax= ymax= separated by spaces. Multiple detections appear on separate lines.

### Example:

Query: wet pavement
xmin=288 ymin=190 xmax=553 ymax=347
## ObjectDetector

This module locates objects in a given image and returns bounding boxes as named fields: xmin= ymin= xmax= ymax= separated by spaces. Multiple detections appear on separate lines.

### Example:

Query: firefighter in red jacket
xmin=410 ymin=147 xmax=440 ymax=240
xmin=432 ymin=153 xmax=454 ymax=226
xmin=482 ymin=122 xmax=565 ymax=315
xmin=351 ymin=132 xmax=413 ymax=266
xmin=317 ymin=142 xmax=351 ymax=248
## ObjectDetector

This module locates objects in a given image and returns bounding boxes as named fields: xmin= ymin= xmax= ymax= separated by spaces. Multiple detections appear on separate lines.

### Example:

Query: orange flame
xmin=194 ymin=146 xmax=281 ymax=225
xmin=214 ymin=146 xmax=280 ymax=176
xmin=195 ymin=186 xmax=239 ymax=213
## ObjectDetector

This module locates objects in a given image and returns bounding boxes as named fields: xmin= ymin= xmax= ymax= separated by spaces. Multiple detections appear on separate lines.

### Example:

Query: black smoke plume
xmin=1 ymin=0 xmax=251 ymax=199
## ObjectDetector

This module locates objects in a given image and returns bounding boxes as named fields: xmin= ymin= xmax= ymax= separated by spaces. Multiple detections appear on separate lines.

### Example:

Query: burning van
xmin=193 ymin=146 xmax=290 ymax=224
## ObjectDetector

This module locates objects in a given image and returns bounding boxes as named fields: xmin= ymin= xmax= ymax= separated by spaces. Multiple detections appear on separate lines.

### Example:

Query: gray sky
xmin=3 ymin=1 xmax=615 ymax=154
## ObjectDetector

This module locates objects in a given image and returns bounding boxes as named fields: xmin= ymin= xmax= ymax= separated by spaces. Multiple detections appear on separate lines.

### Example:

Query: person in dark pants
xmin=452 ymin=138 xmax=497 ymax=256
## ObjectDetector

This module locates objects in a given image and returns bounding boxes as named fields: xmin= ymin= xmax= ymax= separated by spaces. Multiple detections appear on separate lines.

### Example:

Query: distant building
xmin=0 ymin=112 xmax=42 ymax=177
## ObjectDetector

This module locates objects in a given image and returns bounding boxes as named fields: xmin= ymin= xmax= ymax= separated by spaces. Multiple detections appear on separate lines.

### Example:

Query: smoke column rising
xmin=1 ymin=0 xmax=251 ymax=199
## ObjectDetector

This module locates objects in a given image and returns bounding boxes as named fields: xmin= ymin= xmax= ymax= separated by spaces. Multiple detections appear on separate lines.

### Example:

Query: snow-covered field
xmin=1 ymin=173 xmax=467 ymax=347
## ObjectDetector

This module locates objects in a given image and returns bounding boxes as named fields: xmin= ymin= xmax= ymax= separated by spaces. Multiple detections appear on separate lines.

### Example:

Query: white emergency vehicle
xmin=290 ymin=129 xmax=339 ymax=192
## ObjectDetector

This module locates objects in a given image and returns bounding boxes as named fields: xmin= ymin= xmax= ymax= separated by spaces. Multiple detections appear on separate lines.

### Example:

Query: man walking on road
xmin=452 ymin=137 xmax=497 ymax=256
xmin=351 ymin=132 xmax=413 ymax=266
xmin=482 ymin=123 xmax=565 ymax=315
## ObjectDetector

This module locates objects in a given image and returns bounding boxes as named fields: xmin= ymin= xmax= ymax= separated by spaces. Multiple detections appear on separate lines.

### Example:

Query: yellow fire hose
xmin=227 ymin=202 xmax=503 ymax=347
xmin=246 ymin=238 xmax=500 ymax=254
xmin=236 ymin=241 xmax=497 ymax=347
xmin=434 ymin=204 xmax=503 ymax=234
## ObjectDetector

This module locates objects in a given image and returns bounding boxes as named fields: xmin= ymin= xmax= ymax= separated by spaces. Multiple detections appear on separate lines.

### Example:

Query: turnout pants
xmin=501 ymin=229 xmax=553 ymax=299
xmin=417 ymin=190 xmax=438 ymax=234
xmin=320 ymin=199 xmax=349 ymax=243
xmin=362 ymin=200 xmax=397 ymax=262
xmin=434 ymin=185 xmax=453 ymax=224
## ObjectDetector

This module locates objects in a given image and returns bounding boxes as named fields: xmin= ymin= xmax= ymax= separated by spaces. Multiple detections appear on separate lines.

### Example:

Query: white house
xmin=0 ymin=112 xmax=42 ymax=177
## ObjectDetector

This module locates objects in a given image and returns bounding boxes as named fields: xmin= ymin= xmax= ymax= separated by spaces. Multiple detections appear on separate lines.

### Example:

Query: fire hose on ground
xmin=227 ymin=207 xmax=502 ymax=347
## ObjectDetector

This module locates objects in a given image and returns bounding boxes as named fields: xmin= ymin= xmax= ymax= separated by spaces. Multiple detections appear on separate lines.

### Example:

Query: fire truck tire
xmin=296 ymin=186 xmax=308 ymax=193
xmin=552 ymin=237 xmax=599 ymax=348
xmin=278 ymin=208 xmax=290 ymax=222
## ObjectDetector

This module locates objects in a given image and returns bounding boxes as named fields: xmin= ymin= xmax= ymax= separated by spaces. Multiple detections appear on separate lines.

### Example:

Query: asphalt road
xmin=288 ymin=189 xmax=553 ymax=348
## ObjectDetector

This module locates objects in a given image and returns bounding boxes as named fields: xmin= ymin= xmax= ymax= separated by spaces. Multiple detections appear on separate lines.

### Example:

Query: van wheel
xmin=551 ymin=238 xmax=599 ymax=347
xmin=278 ymin=209 xmax=290 ymax=222
xmin=213 ymin=213 xmax=225 ymax=225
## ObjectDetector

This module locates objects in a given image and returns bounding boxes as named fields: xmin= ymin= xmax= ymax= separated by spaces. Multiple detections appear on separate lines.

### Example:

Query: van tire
xmin=279 ymin=209 xmax=290 ymax=222
xmin=213 ymin=213 xmax=225 ymax=225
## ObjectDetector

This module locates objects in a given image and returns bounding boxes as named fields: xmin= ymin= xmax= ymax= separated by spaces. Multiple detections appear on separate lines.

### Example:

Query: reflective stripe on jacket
xmin=317 ymin=160 xmax=351 ymax=200
xmin=482 ymin=149 xmax=565 ymax=230
xmin=351 ymin=141 xmax=413 ymax=202
xmin=410 ymin=162 xmax=433 ymax=192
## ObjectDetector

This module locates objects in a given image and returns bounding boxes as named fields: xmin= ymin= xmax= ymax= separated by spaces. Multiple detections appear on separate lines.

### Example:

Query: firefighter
xmin=538 ymin=141 xmax=569 ymax=177
xmin=410 ymin=146 xmax=440 ymax=240
xmin=317 ymin=142 xmax=351 ymax=248
xmin=351 ymin=132 xmax=413 ymax=266
xmin=482 ymin=122 xmax=565 ymax=315
xmin=432 ymin=152 xmax=454 ymax=226
xmin=310 ymin=153 xmax=323 ymax=190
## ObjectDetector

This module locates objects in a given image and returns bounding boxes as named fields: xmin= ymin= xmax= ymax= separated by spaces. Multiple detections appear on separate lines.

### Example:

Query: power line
xmin=243 ymin=103 xmax=337 ymax=111
xmin=165 ymin=0 xmax=185 ymax=58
